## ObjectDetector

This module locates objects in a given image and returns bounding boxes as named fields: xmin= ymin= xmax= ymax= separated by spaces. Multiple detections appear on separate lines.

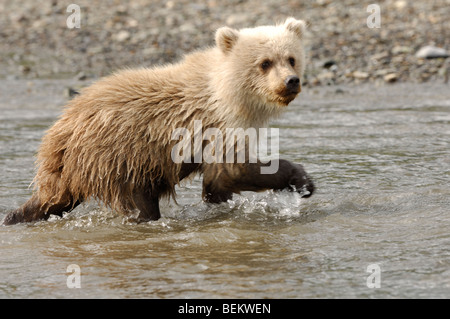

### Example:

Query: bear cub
xmin=3 ymin=17 xmax=314 ymax=225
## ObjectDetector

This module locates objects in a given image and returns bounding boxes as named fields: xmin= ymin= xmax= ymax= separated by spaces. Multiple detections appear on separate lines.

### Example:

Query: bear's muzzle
xmin=274 ymin=76 xmax=301 ymax=106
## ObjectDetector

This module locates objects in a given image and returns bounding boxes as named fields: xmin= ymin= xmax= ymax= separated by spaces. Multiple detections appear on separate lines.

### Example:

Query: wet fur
xmin=3 ymin=18 xmax=313 ymax=225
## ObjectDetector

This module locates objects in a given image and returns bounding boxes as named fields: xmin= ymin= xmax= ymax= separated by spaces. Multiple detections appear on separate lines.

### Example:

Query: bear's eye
xmin=260 ymin=60 xmax=272 ymax=71
xmin=288 ymin=57 xmax=296 ymax=67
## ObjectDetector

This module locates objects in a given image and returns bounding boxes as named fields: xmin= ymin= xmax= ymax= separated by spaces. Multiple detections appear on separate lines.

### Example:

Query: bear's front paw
xmin=288 ymin=164 xmax=315 ymax=198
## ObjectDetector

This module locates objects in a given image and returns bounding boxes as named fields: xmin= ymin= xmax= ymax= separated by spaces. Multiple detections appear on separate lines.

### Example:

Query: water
xmin=0 ymin=80 xmax=449 ymax=298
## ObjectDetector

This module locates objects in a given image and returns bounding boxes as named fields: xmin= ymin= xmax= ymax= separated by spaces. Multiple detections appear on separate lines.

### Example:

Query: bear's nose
xmin=284 ymin=75 xmax=300 ymax=93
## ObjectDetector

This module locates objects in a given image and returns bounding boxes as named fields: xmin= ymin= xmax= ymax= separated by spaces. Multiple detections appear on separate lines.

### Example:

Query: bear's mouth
xmin=271 ymin=83 xmax=301 ymax=106
xmin=273 ymin=90 xmax=300 ymax=106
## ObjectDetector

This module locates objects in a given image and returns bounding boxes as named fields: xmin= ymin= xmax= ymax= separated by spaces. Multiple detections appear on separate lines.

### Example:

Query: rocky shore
xmin=1 ymin=0 xmax=449 ymax=86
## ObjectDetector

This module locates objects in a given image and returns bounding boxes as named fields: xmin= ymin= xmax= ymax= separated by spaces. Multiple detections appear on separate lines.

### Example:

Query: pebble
xmin=374 ymin=69 xmax=395 ymax=76
xmin=383 ymin=73 xmax=398 ymax=83
xmin=226 ymin=14 xmax=249 ymax=27
xmin=114 ymin=30 xmax=131 ymax=42
xmin=352 ymin=71 xmax=369 ymax=79
xmin=370 ymin=51 xmax=390 ymax=61
xmin=322 ymin=60 xmax=337 ymax=69
xmin=317 ymin=71 xmax=335 ymax=83
xmin=415 ymin=46 xmax=449 ymax=59
xmin=391 ymin=45 xmax=412 ymax=55
xmin=65 ymin=87 xmax=80 ymax=98
xmin=75 ymin=71 xmax=87 ymax=81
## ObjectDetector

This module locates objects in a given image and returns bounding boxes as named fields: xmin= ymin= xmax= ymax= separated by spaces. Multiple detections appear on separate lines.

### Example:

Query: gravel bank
xmin=1 ymin=0 xmax=449 ymax=85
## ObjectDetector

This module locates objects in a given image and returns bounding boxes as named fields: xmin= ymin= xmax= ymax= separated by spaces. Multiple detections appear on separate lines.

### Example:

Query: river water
xmin=0 ymin=80 xmax=449 ymax=298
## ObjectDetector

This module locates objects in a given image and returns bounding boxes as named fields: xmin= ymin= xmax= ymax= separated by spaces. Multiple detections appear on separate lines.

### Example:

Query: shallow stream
xmin=1 ymin=80 xmax=449 ymax=298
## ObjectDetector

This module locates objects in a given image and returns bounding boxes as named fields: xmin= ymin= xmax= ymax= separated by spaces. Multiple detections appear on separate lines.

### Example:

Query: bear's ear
xmin=216 ymin=27 xmax=239 ymax=54
xmin=284 ymin=17 xmax=306 ymax=38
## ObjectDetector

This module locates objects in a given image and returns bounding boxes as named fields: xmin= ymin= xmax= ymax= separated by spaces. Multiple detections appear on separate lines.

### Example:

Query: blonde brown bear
xmin=3 ymin=18 xmax=314 ymax=225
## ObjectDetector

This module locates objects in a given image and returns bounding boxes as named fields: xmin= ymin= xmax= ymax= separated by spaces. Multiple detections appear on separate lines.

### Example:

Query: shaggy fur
xmin=3 ymin=18 xmax=314 ymax=225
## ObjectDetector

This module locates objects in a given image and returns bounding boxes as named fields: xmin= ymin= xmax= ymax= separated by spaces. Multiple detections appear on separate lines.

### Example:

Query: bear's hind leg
xmin=3 ymin=193 xmax=80 ymax=225
xmin=132 ymin=191 xmax=161 ymax=223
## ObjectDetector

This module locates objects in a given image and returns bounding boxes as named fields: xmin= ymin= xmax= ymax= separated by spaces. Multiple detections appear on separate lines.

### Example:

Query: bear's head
xmin=215 ymin=17 xmax=307 ymax=108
